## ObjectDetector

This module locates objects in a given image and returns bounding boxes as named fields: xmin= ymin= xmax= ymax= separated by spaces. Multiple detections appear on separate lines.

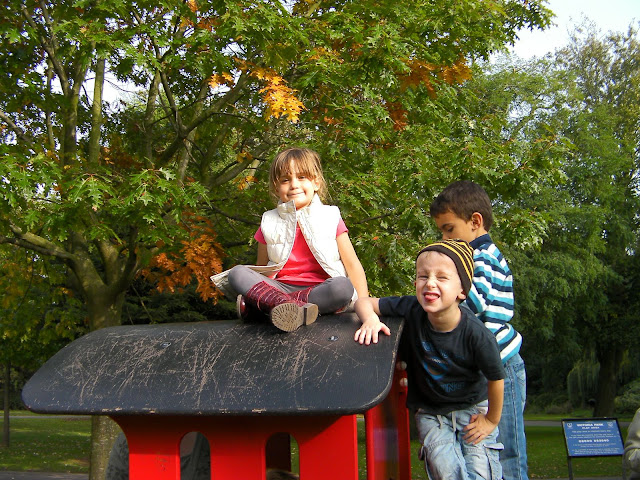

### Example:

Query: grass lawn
xmin=0 ymin=412 xmax=631 ymax=478
xmin=0 ymin=414 xmax=90 ymax=473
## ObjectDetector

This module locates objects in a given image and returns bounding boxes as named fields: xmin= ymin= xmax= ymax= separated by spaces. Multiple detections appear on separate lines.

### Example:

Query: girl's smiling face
xmin=276 ymin=161 xmax=319 ymax=209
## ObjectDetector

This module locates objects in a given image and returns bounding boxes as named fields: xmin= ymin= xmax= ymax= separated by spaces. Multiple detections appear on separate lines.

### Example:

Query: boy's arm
xmin=466 ymin=249 xmax=520 ymax=360
xmin=466 ymin=248 xmax=514 ymax=324
xmin=337 ymin=232 xmax=369 ymax=299
xmin=463 ymin=379 xmax=504 ymax=445
xmin=353 ymin=297 xmax=391 ymax=345
xmin=485 ymin=378 xmax=504 ymax=425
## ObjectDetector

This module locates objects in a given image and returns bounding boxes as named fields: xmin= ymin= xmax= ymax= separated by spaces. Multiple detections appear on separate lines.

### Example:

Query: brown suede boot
xmin=244 ymin=282 xmax=318 ymax=332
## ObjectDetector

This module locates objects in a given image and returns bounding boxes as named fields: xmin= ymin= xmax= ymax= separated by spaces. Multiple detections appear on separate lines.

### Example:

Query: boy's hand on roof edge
xmin=354 ymin=319 xmax=391 ymax=345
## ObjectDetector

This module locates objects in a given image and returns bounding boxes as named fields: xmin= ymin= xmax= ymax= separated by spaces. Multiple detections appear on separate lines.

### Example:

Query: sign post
xmin=562 ymin=417 xmax=625 ymax=480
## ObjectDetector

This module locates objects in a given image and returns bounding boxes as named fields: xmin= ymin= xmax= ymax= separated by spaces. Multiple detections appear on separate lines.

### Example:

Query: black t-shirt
xmin=380 ymin=296 xmax=505 ymax=415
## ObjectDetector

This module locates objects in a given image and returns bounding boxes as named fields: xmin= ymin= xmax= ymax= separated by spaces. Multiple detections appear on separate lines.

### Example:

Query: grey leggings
xmin=227 ymin=265 xmax=354 ymax=314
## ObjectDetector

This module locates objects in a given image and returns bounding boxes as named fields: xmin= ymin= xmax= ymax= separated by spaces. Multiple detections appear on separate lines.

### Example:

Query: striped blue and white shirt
xmin=465 ymin=234 xmax=522 ymax=364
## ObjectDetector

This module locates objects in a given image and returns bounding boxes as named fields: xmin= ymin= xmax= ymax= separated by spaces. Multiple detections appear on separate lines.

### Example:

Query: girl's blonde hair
xmin=269 ymin=148 xmax=328 ymax=201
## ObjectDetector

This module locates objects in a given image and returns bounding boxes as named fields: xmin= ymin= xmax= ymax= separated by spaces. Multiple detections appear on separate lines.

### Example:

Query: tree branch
xmin=0 ymin=110 xmax=33 ymax=146
xmin=177 ymin=81 xmax=209 ymax=183
xmin=207 ymin=204 xmax=261 ymax=225
xmin=143 ymin=72 xmax=161 ymax=164
xmin=45 ymin=58 xmax=56 ymax=150
xmin=0 ymin=224 xmax=73 ymax=261
xmin=21 ymin=4 xmax=69 ymax=95
xmin=156 ymin=73 xmax=251 ymax=167
xmin=88 ymin=56 xmax=105 ymax=166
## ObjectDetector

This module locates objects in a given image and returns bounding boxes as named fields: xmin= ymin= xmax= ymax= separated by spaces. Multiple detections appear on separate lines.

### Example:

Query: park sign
xmin=562 ymin=418 xmax=624 ymax=457
xmin=561 ymin=418 xmax=625 ymax=480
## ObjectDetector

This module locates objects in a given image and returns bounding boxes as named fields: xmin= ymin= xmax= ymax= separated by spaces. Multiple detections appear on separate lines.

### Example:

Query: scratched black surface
xmin=22 ymin=314 xmax=403 ymax=416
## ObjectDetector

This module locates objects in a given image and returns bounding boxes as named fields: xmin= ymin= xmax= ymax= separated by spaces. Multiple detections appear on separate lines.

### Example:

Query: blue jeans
xmin=498 ymin=353 xmax=528 ymax=480
xmin=415 ymin=401 xmax=503 ymax=480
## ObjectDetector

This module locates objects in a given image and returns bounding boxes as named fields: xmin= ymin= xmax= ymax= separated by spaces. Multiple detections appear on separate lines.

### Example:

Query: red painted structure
xmin=114 ymin=369 xmax=409 ymax=480
xmin=22 ymin=316 xmax=411 ymax=480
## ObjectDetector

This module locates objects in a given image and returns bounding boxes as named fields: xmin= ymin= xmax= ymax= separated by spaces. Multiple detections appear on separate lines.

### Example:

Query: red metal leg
xmin=116 ymin=417 xmax=182 ymax=480
xmin=365 ymin=368 xmax=411 ymax=480
xmin=297 ymin=415 xmax=359 ymax=480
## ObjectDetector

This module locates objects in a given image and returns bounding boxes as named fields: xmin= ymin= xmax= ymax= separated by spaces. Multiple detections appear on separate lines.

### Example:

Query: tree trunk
xmin=3 ymin=362 xmax=9 ymax=447
xmin=593 ymin=346 xmax=624 ymax=417
xmin=89 ymin=416 xmax=121 ymax=480
xmin=87 ymin=291 xmax=125 ymax=332
xmin=85 ymin=292 xmax=126 ymax=480
xmin=63 ymin=234 xmax=138 ymax=480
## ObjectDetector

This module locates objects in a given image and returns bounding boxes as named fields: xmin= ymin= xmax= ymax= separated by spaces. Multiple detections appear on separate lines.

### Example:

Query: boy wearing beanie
xmin=430 ymin=180 xmax=527 ymax=480
xmin=354 ymin=239 xmax=505 ymax=480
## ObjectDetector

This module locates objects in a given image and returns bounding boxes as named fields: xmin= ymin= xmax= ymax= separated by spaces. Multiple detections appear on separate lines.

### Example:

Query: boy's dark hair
xmin=429 ymin=180 xmax=493 ymax=230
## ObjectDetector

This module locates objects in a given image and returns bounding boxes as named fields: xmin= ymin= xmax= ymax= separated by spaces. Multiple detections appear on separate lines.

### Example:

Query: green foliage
xmin=616 ymin=379 xmax=640 ymax=414
xmin=527 ymin=392 xmax=572 ymax=415
xmin=567 ymin=358 xmax=600 ymax=408
xmin=0 ymin=155 xmax=206 ymax=245
xmin=499 ymin=23 xmax=640 ymax=413
xmin=551 ymin=26 xmax=640 ymax=412
xmin=0 ymin=246 xmax=86 ymax=369
xmin=0 ymin=1 xmax=555 ymax=332
xmin=122 ymin=279 xmax=237 ymax=325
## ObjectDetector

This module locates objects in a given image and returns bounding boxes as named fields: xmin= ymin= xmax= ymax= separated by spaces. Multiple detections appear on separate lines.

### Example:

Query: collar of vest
xmin=276 ymin=194 xmax=323 ymax=218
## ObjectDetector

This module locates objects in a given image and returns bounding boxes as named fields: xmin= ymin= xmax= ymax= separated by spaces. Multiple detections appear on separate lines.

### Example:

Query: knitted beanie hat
xmin=416 ymin=239 xmax=474 ymax=294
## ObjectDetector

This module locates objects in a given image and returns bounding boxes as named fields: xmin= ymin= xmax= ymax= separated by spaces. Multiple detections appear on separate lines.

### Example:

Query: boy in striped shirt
xmin=430 ymin=180 xmax=528 ymax=480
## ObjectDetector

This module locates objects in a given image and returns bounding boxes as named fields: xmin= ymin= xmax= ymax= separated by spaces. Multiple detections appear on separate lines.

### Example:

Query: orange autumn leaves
xmin=252 ymin=67 xmax=306 ymax=123
xmin=400 ymin=57 xmax=472 ymax=95
xmin=141 ymin=216 xmax=225 ymax=302
xmin=317 ymin=56 xmax=472 ymax=131
xmin=388 ymin=57 xmax=472 ymax=131
xmin=186 ymin=0 xmax=472 ymax=129
xmin=209 ymin=64 xmax=306 ymax=123
xmin=208 ymin=56 xmax=470 ymax=130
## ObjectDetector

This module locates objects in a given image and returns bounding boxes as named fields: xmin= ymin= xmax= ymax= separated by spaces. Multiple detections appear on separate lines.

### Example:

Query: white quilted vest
xmin=261 ymin=195 xmax=347 ymax=279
